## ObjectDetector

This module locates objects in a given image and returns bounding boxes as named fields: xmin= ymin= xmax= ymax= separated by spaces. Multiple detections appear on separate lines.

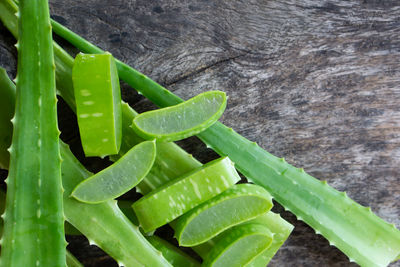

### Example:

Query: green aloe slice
xmin=174 ymin=184 xmax=273 ymax=247
xmin=246 ymin=212 xmax=294 ymax=266
xmin=202 ymin=224 xmax=273 ymax=267
xmin=131 ymin=91 xmax=226 ymax=142
xmin=132 ymin=157 xmax=240 ymax=232
xmin=71 ymin=140 xmax=156 ymax=203
xmin=146 ymin=236 xmax=201 ymax=267
xmin=72 ymin=52 xmax=122 ymax=157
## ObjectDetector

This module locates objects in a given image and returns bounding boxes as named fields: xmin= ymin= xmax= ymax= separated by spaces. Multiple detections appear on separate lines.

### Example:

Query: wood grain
xmin=1 ymin=0 xmax=399 ymax=266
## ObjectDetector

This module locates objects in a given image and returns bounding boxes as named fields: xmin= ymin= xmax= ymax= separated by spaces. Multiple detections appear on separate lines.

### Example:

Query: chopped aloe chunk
xmin=72 ymin=52 xmax=122 ymax=157
xmin=71 ymin=140 xmax=156 ymax=203
xmin=245 ymin=212 xmax=294 ymax=266
xmin=147 ymin=236 xmax=201 ymax=267
xmin=131 ymin=91 xmax=226 ymax=142
xmin=132 ymin=157 xmax=240 ymax=232
xmin=203 ymin=224 xmax=273 ymax=267
xmin=174 ymin=184 xmax=273 ymax=247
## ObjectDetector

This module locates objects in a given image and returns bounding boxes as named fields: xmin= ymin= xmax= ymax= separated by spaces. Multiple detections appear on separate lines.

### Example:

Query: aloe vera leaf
xmin=66 ymin=250 xmax=83 ymax=267
xmin=71 ymin=140 xmax=156 ymax=203
xmin=146 ymin=236 xmax=201 ymax=267
xmin=47 ymin=14 xmax=400 ymax=267
xmin=132 ymin=157 xmax=240 ymax=232
xmin=0 ymin=0 xmax=66 ymax=265
xmin=202 ymin=224 xmax=273 ymax=267
xmin=8 ymin=5 xmax=400 ymax=265
xmin=174 ymin=184 xmax=273 ymax=247
xmin=131 ymin=91 xmax=226 ymax=142
xmin=72 ymin=52 xmax=122 ymax=157
xmin=0 ymin=67 xmax=171 ymax=266
xmin=245 ymin=212 xmax=294 ymax=267
xmin=0 ymin=68 xmax=14 ymax=170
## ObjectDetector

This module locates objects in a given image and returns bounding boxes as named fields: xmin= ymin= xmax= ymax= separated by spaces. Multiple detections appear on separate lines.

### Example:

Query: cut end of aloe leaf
xmin=131 ymin=91 xmax=226 ymax=142
xmin=72 ymin=52 xmax=122 ymax=157
xmin=71 ymin=140 xmax=156 ymax=203
xmin=132 ymin=156 xmax=240 ymax=233
xmin=174 ymin=184 xmax=273 ymax=247
xmin=202 ymin=224 xmax=273 ymax=267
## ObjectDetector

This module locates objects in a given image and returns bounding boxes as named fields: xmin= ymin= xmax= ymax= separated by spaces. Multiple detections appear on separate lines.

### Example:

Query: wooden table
xmin=0 ymin=0 xmax=399 ymax=266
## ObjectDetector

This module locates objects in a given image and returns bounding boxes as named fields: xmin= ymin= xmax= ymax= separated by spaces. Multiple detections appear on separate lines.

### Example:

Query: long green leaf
xmin=0 ymin=0 xmax=65 ymax=265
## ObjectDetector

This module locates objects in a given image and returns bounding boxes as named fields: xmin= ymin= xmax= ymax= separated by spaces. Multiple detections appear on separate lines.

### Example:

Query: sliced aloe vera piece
xmin=72 ymin=52 xmax=122 ymax=157
xmin=174 ymin=184 xmax=273 ymax=246
xmin=131 ymin=91 xmax=226 ymax=142
xmin=203 ymin=224 xmax=273 ymax=267
xmin=246 ymin=212 xmax=293 ymax=266
xmin=71 ymin=140 xmax=156 ymax=203
xmin=147 ymin=236 xmax=201 ymax=267
xmin=132 ymin=157 xmax=240 ymax=232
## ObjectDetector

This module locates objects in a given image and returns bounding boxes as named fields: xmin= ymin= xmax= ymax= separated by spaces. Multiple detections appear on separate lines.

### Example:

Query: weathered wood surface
xmin=1 ymin=0 xmax=400 ymax=266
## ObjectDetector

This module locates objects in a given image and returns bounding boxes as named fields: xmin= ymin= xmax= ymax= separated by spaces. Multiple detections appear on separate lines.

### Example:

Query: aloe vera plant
xmin=174 ymin=184 xmax=273 ymax=246
xmin=0 ymin=0 xmax=66 ymax=265
xmin=72 ymin=52 xmax=122 ymax=157
xmin=131 ymin=91 xmax=226 ymax=142
xmin=0 ymin=61 xmax=171 ymax=266
xmin=202 ymin=223 xmax=273 ymax=267
xmin=132 ymin=157 xmax=241 ymax=232
xmin=71 ymin=140 xmax=156 ymax=203
xmin=2 ymin=2 xmax=399 ymax=264
xmin=47 ymin=13 xmax=400 ymax=266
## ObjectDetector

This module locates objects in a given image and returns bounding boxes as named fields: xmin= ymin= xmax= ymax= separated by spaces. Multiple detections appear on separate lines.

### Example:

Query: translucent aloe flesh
xmin=245 ymin=212 xmax=294 ymax=267
xmin=71 ymin=140 xmax=156 ymax=203
xmin=147 ymin=236 xmax=201 ymax=267
xmin=202 ymin=224 xmax=273 ymax=267
xmin=132 ymin=157 xmax=241 ymax=232
xmin=0 ymin=0 xmax=66 ymax=265
xmin=0 ymin=68 xmax=14 ymax=170
xmin=192 ymin=211 xmax=293 ymax=266
xmin=47 ymin=13 xmax=400 ymax=267
xmin=72 ymin=52 xmax=122 ymax=157
xmin=174 ymin=184 xmax=273 ymax=247
xmin=0 ymin=58 xmax=171 ymax=267
xmin=131 ymin=91 xmax=226 ymax=142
